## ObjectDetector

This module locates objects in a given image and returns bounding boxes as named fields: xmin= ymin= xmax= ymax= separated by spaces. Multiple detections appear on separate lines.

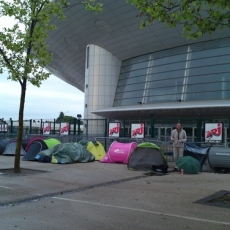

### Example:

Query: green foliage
xmin=128 ymin=0 xmax=230 ymax=39
xmin=0 ymin=0 xmax=102 ymax=87
xmin=56 ymin=115 xmax=75 ymax=123
xmin=56 ymin=111 xmax=75 ymax=123
xmin=56 ymin=111 xmax=84 ymax=124
xmin=83 ymin=0 xmax=103 ymax=12
xmin=0 ymin=0 xmax=67 ymax=86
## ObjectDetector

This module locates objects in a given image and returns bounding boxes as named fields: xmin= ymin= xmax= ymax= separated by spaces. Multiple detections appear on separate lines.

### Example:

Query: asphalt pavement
xmin=0 ymin=155 xmax=230 ymax=230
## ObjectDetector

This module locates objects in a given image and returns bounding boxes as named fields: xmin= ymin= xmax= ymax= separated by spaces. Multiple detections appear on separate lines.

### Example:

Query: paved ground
xmin=0 ymin=155 xmax=230 ymax=230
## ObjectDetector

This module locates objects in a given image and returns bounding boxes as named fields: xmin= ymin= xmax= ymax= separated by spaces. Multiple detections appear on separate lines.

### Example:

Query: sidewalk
xmin=0 ymin=155 xmax=229 ymax=206
xmin=0 ymin=155 xmax=145 ymax=205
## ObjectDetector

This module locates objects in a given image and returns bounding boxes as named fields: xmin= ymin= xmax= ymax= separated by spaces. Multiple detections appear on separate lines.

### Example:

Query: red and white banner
xmin=205 ymin=123 xmax=223 ymax=143
xmin=109 ymin=123 xmax=120 ymax=137
xmin=43 ymin=122 xmax=51 ymax=135
xmin=60 ymin=122 xmax=69 ymax=135
xmin=131 ymin=123 xmax=144 ymax=138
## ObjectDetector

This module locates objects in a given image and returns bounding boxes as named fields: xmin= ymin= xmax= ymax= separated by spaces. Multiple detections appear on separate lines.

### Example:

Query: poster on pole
xmin=108 ymin=123 xmax=120 ymax=137
xmin=204 ymin=122 xmax=223 ymax=143
xmin=131 ymin=123 xmax=145 ymax=138
xmin=60 ymin=122 xmax=69 ymax=135
xmin=43 ymin=122 xmax=51 ymax=135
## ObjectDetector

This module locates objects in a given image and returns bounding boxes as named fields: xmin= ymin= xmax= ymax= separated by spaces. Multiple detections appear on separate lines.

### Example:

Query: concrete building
xmin=46 ymin=0 xmax=230 ymax=142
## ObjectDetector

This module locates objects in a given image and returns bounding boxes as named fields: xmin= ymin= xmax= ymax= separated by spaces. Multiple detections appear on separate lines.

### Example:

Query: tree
xmin=0 ymin=0 xmax=102 ymax=173
xmin=128 ymin=0 xmax=230 ymax=38
xmin=56 ymin=112 xmax=84 ymax=124
xmin=57 ymin=111 xmax=65 ymax=122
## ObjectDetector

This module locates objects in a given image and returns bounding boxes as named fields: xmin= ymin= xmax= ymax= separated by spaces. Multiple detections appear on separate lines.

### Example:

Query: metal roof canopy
xmin=92 ymin=100 xmax=230 ymax=119
xmin=46 ymin=0 xmax=230 ymax=92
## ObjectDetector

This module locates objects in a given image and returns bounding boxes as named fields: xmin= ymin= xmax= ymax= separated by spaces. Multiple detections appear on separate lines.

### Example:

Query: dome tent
xmin=2 ymin=138 xmax=27 ymax=156
xmin=0 ymin=138 xmax=11 ymax=154
xmin=100 ymin=141 xmax=137 ymax=164
xmin=23 ymin=140 xmax=48 ymax=161
xmin=79 ymin=140 xmax=106 ymax=160
xmin=25 ymin=136 xmax=44 ymax=151
xmin=24 ymin=138 xmax=61 ymax=161
xmin=127 ymin=142 xmax=168 ymax=173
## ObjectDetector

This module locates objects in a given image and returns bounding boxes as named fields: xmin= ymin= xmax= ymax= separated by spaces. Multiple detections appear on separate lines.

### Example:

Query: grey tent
xmin=23 ymin=140 xmax=48 ymax=161
xmin=3 ymin=139 xmax=26 ymax=156
xmin=127 ymin=142 xmax=168 ymax=172
xmin=0 ymin=138 xmax=11 ymax=154
xmin=208 ymin=146 xmax=230 ymax=173
xmin=25 ymin=136 xmax=44 ymax=151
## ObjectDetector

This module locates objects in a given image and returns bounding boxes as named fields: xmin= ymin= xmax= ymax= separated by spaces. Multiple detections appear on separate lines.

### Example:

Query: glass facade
xmin=114 ymin=38 xmax=230 ymax=106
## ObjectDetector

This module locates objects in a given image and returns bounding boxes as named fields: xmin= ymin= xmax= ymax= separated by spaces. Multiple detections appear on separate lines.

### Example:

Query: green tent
xmin=79 ymin=140 xmax=106 ymax=160
xmin=43 ymin=138 xmax=61 ymax=149
xmin=37 ymin=142 xmax=95 ymax=164
xmin=127 ymin=142 xmax=168 ymax=172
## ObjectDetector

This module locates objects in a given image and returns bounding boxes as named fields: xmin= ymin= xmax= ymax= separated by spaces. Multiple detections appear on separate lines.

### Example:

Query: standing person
xmin=171 ymin=123 xmax=187 ymax=171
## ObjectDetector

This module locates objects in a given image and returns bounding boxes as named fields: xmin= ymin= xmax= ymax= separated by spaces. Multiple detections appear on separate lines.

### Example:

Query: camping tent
xmin=23 ymin=140 xmax=48 ymax=161
xmin=127 ymin=142 xmax=168 ymax=172
xmin=184 ymin=143 xmax=210 ymax=165
xmin=208 ymin=146 xmax=230 ymax=173
xmin=79 ymin=140 xmax=106 ymax=160
xmin=24 ymin=138 xmax=61 ymax=161
xmin=184 ymin=143 xmax=212 ymax=172
xmin=2 ymin=138 xmax=27 ymax=156
xmin=36 ymin=142 xmax=95 ymax=164
xmin=25 ymin=136 xmax=44 ymax=151
xmin=43 ymin=138 xmax=61 ymax=149
xmin=0 ymin=138 xmax=11 ymax=154
xmin=100 ymin=141 xmax=137 ymax=164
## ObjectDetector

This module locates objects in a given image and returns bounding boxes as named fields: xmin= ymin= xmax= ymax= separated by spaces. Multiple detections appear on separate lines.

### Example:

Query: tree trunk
xmin=14 ymin=81 xmax=27 ymax=173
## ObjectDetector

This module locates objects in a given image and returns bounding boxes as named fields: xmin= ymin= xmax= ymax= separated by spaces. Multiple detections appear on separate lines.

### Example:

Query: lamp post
xmin=77 ymin=114 xmax=82 ymax=135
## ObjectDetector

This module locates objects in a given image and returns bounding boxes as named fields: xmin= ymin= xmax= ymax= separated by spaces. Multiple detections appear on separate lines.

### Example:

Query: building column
xmin=84 ymin=44 xmax=121 ymax=135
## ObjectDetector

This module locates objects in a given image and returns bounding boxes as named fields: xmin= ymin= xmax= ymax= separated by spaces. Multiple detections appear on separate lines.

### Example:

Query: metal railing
xmin=2 ymin=133 xmax=230 ymax=163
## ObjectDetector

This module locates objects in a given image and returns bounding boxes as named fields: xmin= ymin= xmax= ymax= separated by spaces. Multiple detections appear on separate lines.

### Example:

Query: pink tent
xmin=100 ymin=141 xmax=137 ymax=164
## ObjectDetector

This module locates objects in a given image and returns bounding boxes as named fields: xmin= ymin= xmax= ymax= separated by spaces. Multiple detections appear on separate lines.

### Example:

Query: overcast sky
xmin=0 ymin=72 xmax=85 ymax=121
xmin=0 ymin=3 xmax=85 ymax=121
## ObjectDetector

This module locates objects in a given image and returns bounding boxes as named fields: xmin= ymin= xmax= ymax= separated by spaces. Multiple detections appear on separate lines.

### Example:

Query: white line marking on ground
xmin=0 ymin=186 xmax=14 ymax=190
xmin=52 ymin=196 xmax=230 ymax=226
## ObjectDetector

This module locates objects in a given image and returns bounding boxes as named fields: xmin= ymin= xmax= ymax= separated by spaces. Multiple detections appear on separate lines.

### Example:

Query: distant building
xmin=0 ymin=118 xmax=6 ymax=124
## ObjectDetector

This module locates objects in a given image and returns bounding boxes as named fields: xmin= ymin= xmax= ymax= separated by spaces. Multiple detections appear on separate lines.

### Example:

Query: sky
xmin=0 ymin=2 xmax=85 ymax=121
xmin=0 ymin=72 xmax=85 ymax=120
